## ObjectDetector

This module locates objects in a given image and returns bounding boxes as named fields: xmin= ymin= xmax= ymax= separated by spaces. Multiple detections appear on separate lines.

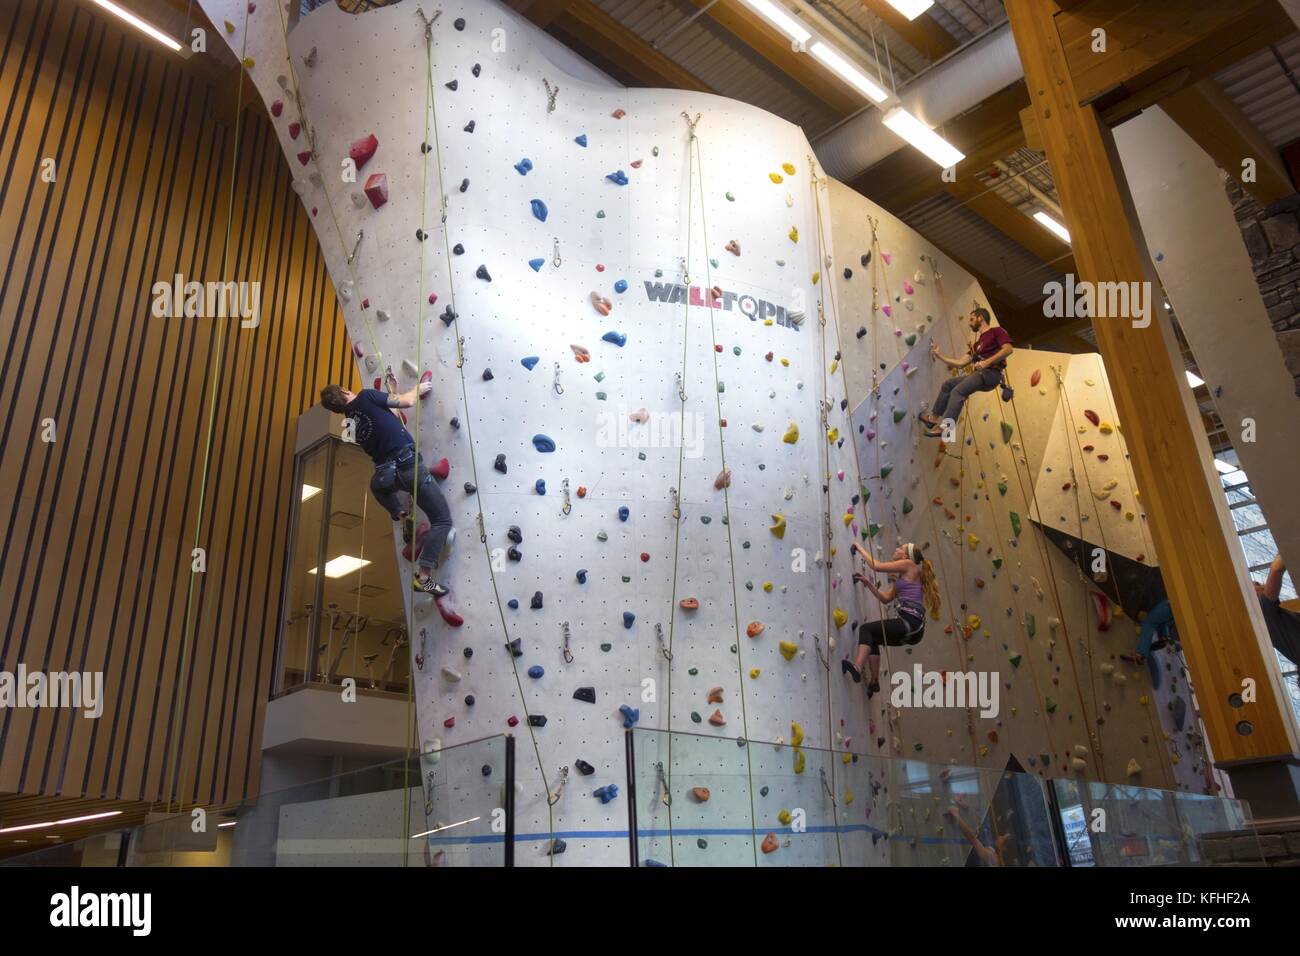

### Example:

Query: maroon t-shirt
xmin=973 ymin=326 xmax=1011 ymax=364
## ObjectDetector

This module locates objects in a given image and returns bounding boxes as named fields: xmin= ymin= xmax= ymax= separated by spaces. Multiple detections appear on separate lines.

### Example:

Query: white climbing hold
xmin=440 ymin=666 xmax=462 ymax=682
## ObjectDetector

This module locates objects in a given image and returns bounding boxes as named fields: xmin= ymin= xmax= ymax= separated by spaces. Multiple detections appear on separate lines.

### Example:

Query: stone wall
xmin=1200 ymin=817 xmax=1300 ymax=866
xmin=1224 ymin=177 xmax=1300 ymax=396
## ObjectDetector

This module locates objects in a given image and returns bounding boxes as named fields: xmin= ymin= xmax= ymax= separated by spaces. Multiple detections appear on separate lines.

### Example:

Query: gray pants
xmin=932 ymin=367 xmax=1003 ymax=424
xmin=370 ymin=445 xmax=451 ymax=574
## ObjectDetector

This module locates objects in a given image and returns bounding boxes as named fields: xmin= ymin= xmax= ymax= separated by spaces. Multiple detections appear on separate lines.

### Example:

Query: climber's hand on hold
xmin=418 ymin=380 xmax=433 ymax=400
xmin=853 ymin=573 xmax=869 ymax=587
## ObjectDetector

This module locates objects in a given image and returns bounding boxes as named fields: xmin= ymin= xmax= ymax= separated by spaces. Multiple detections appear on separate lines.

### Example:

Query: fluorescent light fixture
xmin=1033 ymin=210 xmax=1071 ymax=243
xmin=0 ymin=810 xmax=123 ymax=834
xmin=810 ymin=41 xmax=889 ymax=104
xmin=883 ymin=0 xmax=935 ymax=19
xmin=1213 ymin=458 xmax=1238 ymax=475
xmin=307 ymin=555 xmax=372 ymax=578
xmin=301 ymin=483 xmax=322 ymax=502
xmin=740 ymin=0 xmax=811 ymax=43
xmin=1185 ymin=370 xmax=1205 ymax=389
xmin=91 ymin=0 xmax=183 ymax=52
xmin=882 ymin=107 xmax=964 ymax=167
xmin=218 ymin=821 xmax=237 ymax=829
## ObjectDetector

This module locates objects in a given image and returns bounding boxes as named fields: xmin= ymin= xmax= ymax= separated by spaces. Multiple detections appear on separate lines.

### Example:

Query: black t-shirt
xmin=344 ymin=388 xmax=412 ymax=463
xmin=1259 ymin=594 xmax=1300 ymax=666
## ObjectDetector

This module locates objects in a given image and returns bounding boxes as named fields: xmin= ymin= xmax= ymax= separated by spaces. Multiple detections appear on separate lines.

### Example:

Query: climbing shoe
xmin=841 ymin=659 xmax=862 ymax=683
xmin=866 ymin=681 xmax=881 ymax=699
xmin=413 ymin=575 xmax=449 ymax=598
xmin=1119 ymin=652 xmax=1145 ymax=665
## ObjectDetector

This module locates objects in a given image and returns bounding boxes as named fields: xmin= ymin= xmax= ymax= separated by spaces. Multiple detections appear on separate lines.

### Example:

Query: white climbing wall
xmin=200 ymin=0 xmax=1209 ymax=867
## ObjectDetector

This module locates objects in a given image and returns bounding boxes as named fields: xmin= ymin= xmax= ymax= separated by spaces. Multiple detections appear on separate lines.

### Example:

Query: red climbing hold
xmin=270 ymin=99 xmax=283 ymax=117
xmin=354 ymin=344 xmax=364 ymax=357
xmin=1089 ymin=591 xmax=1112 ymax=631
xmin=1030 ymin=369 xmax=1041 ymax=387
xmin=1109 ymin=500 xmax=1122 ymax=511
xmin=430 ymin=457 xmax=450 ymax=480
xmin=361 ymin=298 xmax=370 ymax=309
xmin=765 ymin=352 xmax=774 ymax=362
xmin=364 ymin=173 xmax=389 ymax=209
xmin=715 ymin=344 xmax=723 ymax=352
xmin=1084 ymin=409 xmax=1100 ymax=427
xmin=444 ymin=716 xmax=455 ymax=728
xmin=640 ymin=552 xmax=650 ymax=562
xmin=1083 ymin=445 xmax=1094 ymax=453
xmin=296 ymin=149 xmax=313 ymax=166
xmin=508 ymin=715 xmax=519 ymax=727
xmin=288 ymin=121 xmax=301 ymax=140
xmin=373 ymin=377 xmax=382 ymax=389
xmin=428 ymin=292 xmax=438 ymax=305
xmin=612 ymin=108 xmax=625 ymax=119
xmin=577 ymin=486 xmax=587 ymax=498
xmin=435 ymin=594 xmax=464 ymax=627
xmin=349 ymin=133 xmax=379 ymax=171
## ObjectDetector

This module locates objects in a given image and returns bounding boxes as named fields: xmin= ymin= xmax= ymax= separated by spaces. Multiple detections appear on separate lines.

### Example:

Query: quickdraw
xmin=561 ymin=620 xmax=573 ymax=664
xmin=547 ymin=765 xmax=570 ymax=806
xmin=560 ymin=478 xmax=572 ymax=516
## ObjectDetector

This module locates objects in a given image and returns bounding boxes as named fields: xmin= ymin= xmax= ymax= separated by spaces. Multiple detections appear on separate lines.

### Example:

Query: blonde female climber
xmin=843 ymin=540 xmax=941 ymax=698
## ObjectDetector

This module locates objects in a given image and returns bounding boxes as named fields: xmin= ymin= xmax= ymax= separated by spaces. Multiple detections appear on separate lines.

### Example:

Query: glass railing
xmin=1049 ymin=778 xmax=1261 ymax=866
xmin=627 ymin=727 xmax=1062 ymax=867
xmin=1 ymin=735 xmax=513 ymax=867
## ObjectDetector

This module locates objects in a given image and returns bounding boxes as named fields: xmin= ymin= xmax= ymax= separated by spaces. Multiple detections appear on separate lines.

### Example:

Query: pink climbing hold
xmin=353 ymin=344 xmax=363 ymax=358
xmin=364 ymin=173 xmax=388 ymax=208
xmin=903 ymin=281 xmax=914 ymax=295
xmin=881 ymin=251 xmax=892 ymax=265
xmin=596 ymin=263 xmax=606 ymax=272
xmin=612 ymin=108 xmax=625 ymax=119
xmin=349 ymin=133 xmax=379 ymax=171
xmin=270 ymin=99 xmax=283 ymax=117
xmin=1084 ymin=409 xmax=1100 ymax=427
xmin=435 ymin=594 xmax=464 ymax=628
xmin=296 ymin=150 xmax=313 ymax=166
xmin=881 ymin=305 xmax=892 ymax=317
xmin=430 ymin=457 xmax=450 ymax=480
xmin=1089 ymin=591 xmax=1112 ymax=631
xmin=631 ymin=159 xmax=643 ymax=169
xmin=1030 ymin=369 xmax=1042 ymax=387
xmin=288 ymin=121 xmax=301 ymax=140
xmin=428 ymin=292 xmax=438 ymax=304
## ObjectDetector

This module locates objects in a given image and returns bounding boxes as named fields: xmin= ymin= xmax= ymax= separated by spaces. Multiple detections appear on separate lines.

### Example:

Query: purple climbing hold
xmin=602 ymin=330 xmax=627 ymax=347
xmin=446 ymin=79 xmax=458 ymax=91
xmin=472 ymin=63 xmax=481 ymax=77
xmin=522 ymin=356 xmax=540 ymax=370
xmin=532 ymin=434 xmax=556 ymax=452
xmin=515 ymin=158 xmax=533 ymax=175
xmin=606 ymin=170 xmax=629 ymax=186
xmin=860 ymin=251 xmax=871 ymax=266
xmin=464 ymin=120 xmax=475 ymax=133
xmin=531 ymin=198 xmax=548 ymax=222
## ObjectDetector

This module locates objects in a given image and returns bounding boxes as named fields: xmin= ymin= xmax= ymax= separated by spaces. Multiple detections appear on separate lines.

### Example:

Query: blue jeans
xmin=1136 ymin=599 xmax=1174 ymax=657
xmin=370 ymin=445 xmax=452 ymax=574
xmin=932 ymin=367 xmax=1003 ymax=424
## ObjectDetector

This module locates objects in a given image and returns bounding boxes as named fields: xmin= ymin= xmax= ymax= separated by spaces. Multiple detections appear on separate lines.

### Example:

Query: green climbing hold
xmin=913 ymin=742 xmax=924 ymax=752
xmin=997 ymin=480 xmax=1007 ymax=497
xmin=1010 ymin=512 xmax=1021 ymax=537
xmin=868 ymin=522 xmax=882 ymax=538
xmin=879 ymin=465 xmax=892 ymax=479
xmin=717 ymin=382 xmax=725 ymax=393
xmin=726 ymin=191 xmax=735 ymax=201
xmin=691 ymin=711 xmax=702 ymax=723
xmin=601 ymin=642 xmax=612 ymax=652
xmin=653 ymin=146 xmax=660 ymax=156
xmin=892 ymin=409 xmax=906 ymax=424
xmin=621 ymin=575 xmax=631 ymax=583
xmin=1045 ymin=697 xmax=1057 ymax=714
xmin=1025 ymin=613 xmax=1036 ymax=638
xmin=597 ymin=210 xmax=606 ymax=219
xmin=688 ymin=667 xmax=699 ymax=676
xmin=904 ymin=334 xmax=917 ymax=347
xmin=732 ymin=346 xmax=741 ymax=356
xmin=992 ymin=557 xmax=1003 ymax=569
xmin=1000 ymin=421 xmax=1014 ymax=444
xmin=596 ymin=391 xmax=607 ymax=400
xmin=1039 ymin=752 xmax=1051 ymax=766
xmin=861 ymin=486 xmax=870 ymax=502
xmin=902 ymin=497 xmax=913 ymax=515
xmin=594 ymin=371 xmax=605 ymax=382
xmin=1009 ymin=654 xmax=1022 ymax=669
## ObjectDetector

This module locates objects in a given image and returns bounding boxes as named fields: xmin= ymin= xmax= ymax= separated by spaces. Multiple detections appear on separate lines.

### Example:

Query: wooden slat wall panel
xmin=0 ymin=0 xmax=356 ymax=811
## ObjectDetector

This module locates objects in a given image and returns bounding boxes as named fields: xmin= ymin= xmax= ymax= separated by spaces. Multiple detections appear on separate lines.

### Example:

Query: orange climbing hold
xmin=708 ymin=709 xmax=727 ymax=726
xmin=571 ymin=344 xmax=591 ymax=363
xmin=761 ymin=833 xmax=779 ymax=854
xmin=747 ymin=621 xmax=765 ymax=638
xmin=691 ymin=787 xmax=711 ymax=802
xmin=590 ymin=292 xmax=612 ymax=316
xmin=707 ymin=686 xmax=723 ymax=703
xmin=1030 ymin=369 xmax=1041 ymax=387
xmin=680 ymin=597 xmax=699 ymax=611
xmin=576 ymin=485 xmax=587 ymax=498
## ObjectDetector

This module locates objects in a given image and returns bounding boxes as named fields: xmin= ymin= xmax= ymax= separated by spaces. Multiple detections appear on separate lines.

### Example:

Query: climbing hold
xmin=535 ymin=479 xmax=546 ymax=495
xmin=620 ymin=704 xmax=640 ymax=728
xmin=706 ymin=687 xmax=724 ymax=704
xmin=349 ymin=133 xmax=378 ymax=171
xmin=691 ymin=787 xmax=711 ymax=803
xmin=833 ymin=608 xmax=847 ymax=628
xmin=532 ymin=434 xmax=556 ymax=453
xmin=606 ymin=170 xmax=629 ymax=186
xmin=779 ymin=641 xmax=797 ymax=661
xmin=1045 ymin=697 xmax=1057 ymax=714
xmin=528 ymin=665 xmax=545 ymax=679
xmin=482 ymin=368 xmax=494 ymax=381
xmin=1084 ymin=409 xmax=1100 ymax=427
xmin=967 ymin=533 xmax=979 ymax=550
xmin=472 ymin=64 xmax=481 ymax=77
xmin=783 ymin=423 xmax=799 ymax=444
xmin=574 ymin=133 xmax=587 ymax=147
xmin=507 ymin=600 xmax=519 ymax=612
xmin=892 ymin=409 xmax=906 ymax=424
xmin=494 ymin=454 xmax=507 ymax=473
xmin=574 ymin=687 xmax=596 ymax=703
xmin=453 ymin=243 xmax=465 ymax=255
xmin=521 ymin=356 xmax=540 ymax=370
xmin=577 ymin=485 xmax=588 ymax=498
xmin=997 ymin=480 xmax=1007 ymax=497
xmin=1126 ymin=758 xmax=1142 ymax=777
xmin=708 ymin=710 xmax=726 ymax=726
xmin=507 ymin=525 xmax=524 ymax=544
xmin=454 ymin=17 xmax=465 ymax=30
xmin=1009 ymin=512 xmax=1021 ymax=537
xmin=476 ymin=264 xmax=492 ymax=281
xmin=726 ymin=239 xmax=741 ymax=256
xmin=1009 ymin=654 xmax=1022 ymax=669
xmin=531 ymin=591 xmax=544 ymax=609
xmin=761 ymin=833 xmax=779 ymax=854
xmin=725 ymin=191 xmax=735 ymax=201
xmin=576 ymin=569 xmax=588 ymax=584
xmin=769 ymin=514 xmax=786 ymax=539
xmin=464 ymin=120 xmax=475 ymax=133
xmin=623 ymin=611 xmax=635 ymax=629
xmin=1001 ymin=421 xmax=1014 ymax=444
xmin=747 ymin=621 xmax=765 ymax=638
xmin=363 ymin=173 xmax=388 ymax=208
xmin=576 ymin=759 xmax=595 ymax=775
xmin=431 ymin=457 xmax=450 ymax=480
xmin=514 ymin=158 xmax=533 ymax=175
xmin=618 ymin=506 xmax=630 ymax=522
xmin=614 ymin=278 xmax=628 ymax=294
xmin=593 ymin=785 xmax=619 ymax=804
xmin=602 ymin=330 xmax=627 ymax=347
xmin=1030 ymin=369 xmax=1042 ymax=387
xmin=788 ymin=226 xmax=798 ymax=244
xmin=768 ymin=172 xmax=784 ymax=184
xmin=612 ymin=109 xmax=626 ymax=119
xmin=902 ymin=497 xmax=913 ymax=515
xmin=1089 ymin=591 xmax=1113 ymax=631
xmin=530 ymin=198 xmax=548 ymax=222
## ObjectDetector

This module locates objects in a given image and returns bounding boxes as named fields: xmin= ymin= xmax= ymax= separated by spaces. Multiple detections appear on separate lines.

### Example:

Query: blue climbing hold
xmin=530 ymin=198 xmax=548 ymax=222
xmin=521 ymin=356 xmax=540 ymax=371
xmin=515 ymin=158 xmax=533 ymax=175
xmin=606 ymin=170 xmax=628 ymax=186
xmin=619 ymin=704 xmax=640 ymax=728
xmin=618 ymin=505 xmax=629 ymax=522
xmin=507 ymin=598 xmax=519 ymax=610
xmin=576 ymin=568 xmax=588 ymax=584
xmin=623 ymin=611 xmax=635 ymax=629
xmin=602 ymin=330 xmax=627 ymax=347
xmin=644 ymin=859 xmax=667 ymax=868
xmin=532 ymin=434 xmax=556 ymax=452
xmin=528 ymin=665 xmax=544 ymax=679
xmin=593 ymin=784 xmax=619 ymax=804
xmin=535 ymin=478 xmax=547 ymax=495
xmin=575 ymin=133 xmax=587 ymax=147
xmin=613 ymin=279 xmax=628 ymax=294
xmin=528 ymin=257 xmax=545 ymax=272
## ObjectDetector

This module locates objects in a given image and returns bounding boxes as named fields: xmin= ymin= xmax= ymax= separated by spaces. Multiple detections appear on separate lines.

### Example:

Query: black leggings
xmin=858 ymin=619 xmax=924 ymax=652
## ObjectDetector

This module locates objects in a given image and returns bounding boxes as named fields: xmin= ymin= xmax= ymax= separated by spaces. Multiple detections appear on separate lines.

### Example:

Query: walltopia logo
xmin=150 ymin=274 xmax=261 ymax=328
xmin=643 ymin=280 xmax=802 ymax=331
xmin=0 ymin=666 xmax=103 ymax=718
xmin=1042 ymin=274 xmax=1151 ymax=328
xmin=50 ymin=886 xmax=151 ymax=936
xmin=890 ymin=665 xmax=999 ymax=718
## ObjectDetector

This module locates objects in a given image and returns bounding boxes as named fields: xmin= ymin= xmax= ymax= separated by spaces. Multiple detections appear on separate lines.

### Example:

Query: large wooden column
xmin=1005 ymin=0 xmax=1299 ymax=806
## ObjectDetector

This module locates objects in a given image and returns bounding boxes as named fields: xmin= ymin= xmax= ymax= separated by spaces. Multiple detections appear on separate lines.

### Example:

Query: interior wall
xmin=0 ymin=0 xmax=354 ymax=812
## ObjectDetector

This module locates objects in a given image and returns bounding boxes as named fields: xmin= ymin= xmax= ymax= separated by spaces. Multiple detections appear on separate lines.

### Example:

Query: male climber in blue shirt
xmin=320 ymin=381 xmax=455 ymax=604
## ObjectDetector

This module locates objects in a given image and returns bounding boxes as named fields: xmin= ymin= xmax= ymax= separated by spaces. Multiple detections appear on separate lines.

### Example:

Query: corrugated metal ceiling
xmin=1216 ymin=33 xmax=1300 ymax=149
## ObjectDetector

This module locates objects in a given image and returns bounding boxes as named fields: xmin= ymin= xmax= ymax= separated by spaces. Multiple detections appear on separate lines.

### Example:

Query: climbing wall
xmin=198 ymin=0 xmax=1207 ymax=867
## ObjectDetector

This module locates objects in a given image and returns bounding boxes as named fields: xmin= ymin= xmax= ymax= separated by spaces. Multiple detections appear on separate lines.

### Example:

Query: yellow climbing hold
xmin=1126 ymin=758 xmax=1142 ymax=777
xmin=843 ymin=511 xmax=854 ymax=527
xmin=793 ymin=748 xmax=805 ymax=774
xmin=242 ymin=56 xmax=255 ymax=68
xmin=1102 ymin=479 xmax=1118 ymax=491
xmin=829 ymin=359 xmax=838 ymax=374
xmin=827 ymin=427 xmax=840 ymax=443
xmin=811 ymin=271 xmax=820 ymax=285
xmin=779 ymin=640 xmax=797 ymax=661
xmin=770 ymin=513 xmax=787 ymax=538
xmin=782 ymin=162 xmax=796 ymax=175
xmin=967 ymin=533 xmax=979 ymax=550
xmin=791 ymin=721 xmax=805 ymax=747
xmin=224 ymin=19 xmax=236 ymax=33
xmin=833 ymin=607 xmax=848 ymax=628
xmin=780 ymin=357 xmax=789 ymax=367
xmin=1124 ymin=510 xmax=1135 ymax=521
xmin=769 ymin=172 xmax=784 ymax=184
xmin=778 ymin=809 xmax=792 ymax=825
xmin=749 ymin=668 xmax=761 ymax=679
xmin=967 ymin=614 xmax=982 ymax=630
xmin=841 ymin=752 xmax=852 ymax=764
xmin=1099 ymin=422 xmax=1114 ymax=434
xmin=763 ymin=581 xmax=774 ymax=592
xmin=783 ymin=423 xmax=799 ymax=444
xmin=844 ymin=791 xmax=854 ymax=806
xmin=788 ymin=226 xmax=799 ymax=243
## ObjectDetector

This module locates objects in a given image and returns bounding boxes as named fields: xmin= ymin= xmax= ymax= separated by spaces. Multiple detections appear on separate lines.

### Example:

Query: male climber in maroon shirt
xmin=920 ymin=307 xmax=1014 ymax=438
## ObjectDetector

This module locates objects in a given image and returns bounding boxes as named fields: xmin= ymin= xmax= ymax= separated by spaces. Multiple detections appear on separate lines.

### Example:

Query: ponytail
xmin=920 ymin=558 xmax=941 ymax=620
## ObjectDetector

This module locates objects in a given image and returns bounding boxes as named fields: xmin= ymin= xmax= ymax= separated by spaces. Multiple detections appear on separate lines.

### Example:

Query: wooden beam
xmin=1007 ymin=0 xmax=1297 ymax=763
xmin=1055 ymin=0 xmax=1295 ymax=107
xmin=545 ymin=3 xmax=715 ymax=93
xmin=1161 ymin=79 xmax=1296 ymax=205
xmin=858 ymin=0 xmax=960 ymax=62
